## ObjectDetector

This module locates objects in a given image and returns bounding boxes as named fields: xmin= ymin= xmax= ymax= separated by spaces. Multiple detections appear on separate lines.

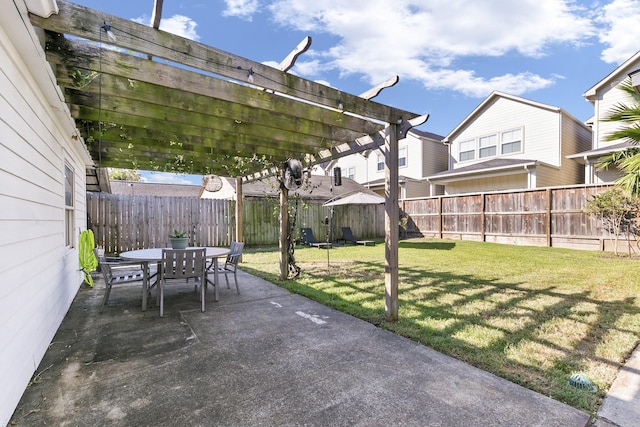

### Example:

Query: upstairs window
xmin=343 ymin=166 xmax=355 ymax=179
xmin=399 ymin=147 xmax=407 ymax=167
xmin=377 ymin=155 xmax=384 ymax=171
xmin=501 ymin=129 xmax=522 ymax=154
xmin=459 ymin=140 xmax=475 ymax=161
xmin=479 ymin=134 xmax=497 ymax=158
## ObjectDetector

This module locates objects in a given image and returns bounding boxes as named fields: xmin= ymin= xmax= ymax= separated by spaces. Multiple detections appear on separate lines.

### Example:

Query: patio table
xmin=120 ymin=247 xmax=230 ymax=311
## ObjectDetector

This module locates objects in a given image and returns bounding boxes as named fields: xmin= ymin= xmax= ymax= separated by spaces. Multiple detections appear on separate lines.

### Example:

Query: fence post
xmin=481 ymin=193 xmax=486 ymax=242
xmin=546 ymin=188 xmax=552 ymax=247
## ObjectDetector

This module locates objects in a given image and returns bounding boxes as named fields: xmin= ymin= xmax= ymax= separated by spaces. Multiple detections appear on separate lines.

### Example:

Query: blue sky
xmin=71 ymin=0 xmax=640 ymax=184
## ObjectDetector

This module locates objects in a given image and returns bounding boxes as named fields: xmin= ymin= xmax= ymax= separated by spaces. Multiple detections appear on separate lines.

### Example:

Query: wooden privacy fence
xmin=86 ymin=193 xmax=385 ymax=254
xmin=88 ymin=184 xmax=623 ymax=254
xmin=401 ymin=184 xmax=623 ymax=251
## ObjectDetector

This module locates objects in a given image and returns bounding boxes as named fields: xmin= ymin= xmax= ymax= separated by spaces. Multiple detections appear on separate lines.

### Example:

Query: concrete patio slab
xmin=11 ymin=270 xmax=593 ymax=426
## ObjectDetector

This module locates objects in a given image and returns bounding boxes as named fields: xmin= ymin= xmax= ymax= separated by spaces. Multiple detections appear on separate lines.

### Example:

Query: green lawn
xmin=239 ymin=238 xmax=640 ymax=414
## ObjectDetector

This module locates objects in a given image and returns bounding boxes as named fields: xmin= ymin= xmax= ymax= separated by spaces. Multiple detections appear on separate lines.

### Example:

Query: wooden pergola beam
xmin=31 ymin=0 xmax=419 ymax=125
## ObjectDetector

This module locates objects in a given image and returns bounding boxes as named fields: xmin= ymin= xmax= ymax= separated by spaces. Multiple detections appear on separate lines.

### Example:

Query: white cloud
xmin=259 ymin=0 xmax=596 ymax=97
xmin=134 ymin=14 xmax=200 ymax=41
xmin=223 ymin=0 xmax=261 ymax=20
xmin=160 ymin=15 xmax=200 ymax=41
xmin=596 ymin=0 xmax=640 ymax=64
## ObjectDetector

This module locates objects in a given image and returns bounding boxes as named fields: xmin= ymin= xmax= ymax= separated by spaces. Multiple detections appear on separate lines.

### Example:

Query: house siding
xmin=0 ymin=3 xmax=90 ymax=424
xmin=450 ymin=97 xmax=561 ymax=168
xmin=332 ymin=130 xmax=447 ymax=198
xmin=446 ymin=174 xmax=528 ymax=195
xmin=590 ymin=57 xmax=640 ymax=151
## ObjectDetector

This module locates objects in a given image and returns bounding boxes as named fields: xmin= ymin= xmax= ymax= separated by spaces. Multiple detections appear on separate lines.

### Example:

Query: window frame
xmin=459 ymin=139 xmax=475 ymax=162
xmin=478 ymin=134 xmax=497 ymax=158
xmin=500 ymin=128 xmax=523 ymax=155
xmin=64 ymin=162 xmax=75 ymax=248
xmin=398 ymin=146 xmax=407 ymax=168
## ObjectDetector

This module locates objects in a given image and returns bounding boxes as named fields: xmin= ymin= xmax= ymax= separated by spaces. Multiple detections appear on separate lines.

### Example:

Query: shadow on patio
xmin=11 ymin=270 xmax=590 ymax=426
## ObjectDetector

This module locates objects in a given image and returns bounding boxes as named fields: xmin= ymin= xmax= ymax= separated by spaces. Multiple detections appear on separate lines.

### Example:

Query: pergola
xmin=30 ymin=0 xmax=428 ymax=320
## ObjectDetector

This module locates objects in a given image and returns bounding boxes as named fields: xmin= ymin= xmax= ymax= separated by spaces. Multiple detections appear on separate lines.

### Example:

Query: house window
xmin=459 ymin=140 xmax=475 ymax=161
xmin=64 ymin=163 xmax=75 ymax=248
xmin=399 ymin=147 xmax=407 ymax=167
xmin=344 ymin=166 xmax=355 ymax=179
xmin=479 ymin=134 xmax=497 ymax=158
xmin=501 ymin=129 xmax=522 ymax=154
xmin=377 ymin=148 xmax=408 ymax=170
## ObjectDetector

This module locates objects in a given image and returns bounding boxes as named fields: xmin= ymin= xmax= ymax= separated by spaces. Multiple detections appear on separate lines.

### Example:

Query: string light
xmin=101 ymin=22 xmax=116 ymax=42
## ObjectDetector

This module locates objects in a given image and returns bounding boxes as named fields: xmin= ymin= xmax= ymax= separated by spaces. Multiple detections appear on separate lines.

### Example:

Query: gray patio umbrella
xmin=323 ymin=191 xmax=385 ymax=206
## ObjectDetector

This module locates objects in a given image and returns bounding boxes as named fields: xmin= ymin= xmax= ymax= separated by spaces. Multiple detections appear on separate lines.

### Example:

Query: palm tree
xmin=598 ymin=80 xmax=640 ymax=196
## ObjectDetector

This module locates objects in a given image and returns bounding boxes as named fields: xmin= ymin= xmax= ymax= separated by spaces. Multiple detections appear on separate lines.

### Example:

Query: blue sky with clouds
xmin=72 ymin=0 xmax=640 ymax=184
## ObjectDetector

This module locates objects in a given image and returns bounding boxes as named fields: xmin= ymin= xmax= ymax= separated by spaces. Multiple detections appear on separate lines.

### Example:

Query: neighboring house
xmin=427 ymin=91 xmax=592 ymax=195
xmin=570 ymin=50 xmax=640 ymax=184
xmin=328 ymin=129 xmax=448 ymax=199
xmin=110 ymin=180 xmax=202 ymax=198
xmin=1 ymin=2 xmax=93 ymax=424
xmin=201 ymin=174 xmax=380 ymax=203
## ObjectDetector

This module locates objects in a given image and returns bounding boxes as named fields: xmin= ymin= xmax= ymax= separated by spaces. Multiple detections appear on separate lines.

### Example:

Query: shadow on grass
xmin=241 ymin=257 xmax=640 ymax=414
xmin=399 ymin=241 xmax=455 ymax=250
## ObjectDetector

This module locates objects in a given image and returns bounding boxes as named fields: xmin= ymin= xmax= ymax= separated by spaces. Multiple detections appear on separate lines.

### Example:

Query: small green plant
xmin=169 ymin=229 xmax=186 ymax=238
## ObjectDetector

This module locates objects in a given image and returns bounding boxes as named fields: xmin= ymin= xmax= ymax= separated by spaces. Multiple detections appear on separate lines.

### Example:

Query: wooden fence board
xmin=88 ymin=184 xmax=627 ymax=254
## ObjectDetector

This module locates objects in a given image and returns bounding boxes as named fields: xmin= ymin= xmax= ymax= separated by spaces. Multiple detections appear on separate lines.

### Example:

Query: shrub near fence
xmin=86 ymin=193 xmax=385 ymax=253
xmin=401 ymin=184 xmax=626 ymax=252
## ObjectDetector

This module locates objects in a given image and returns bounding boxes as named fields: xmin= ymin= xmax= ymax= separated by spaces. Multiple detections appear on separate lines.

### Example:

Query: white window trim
xmin=64 ymin=162 xmax=75 ymax=248
xmin=500 ymin=127 xmax=524 ymax=155
xmin=459 ymin=139 xmax=475 ymax=162
xmin=478 ymin=134 xmax=497 ymax=158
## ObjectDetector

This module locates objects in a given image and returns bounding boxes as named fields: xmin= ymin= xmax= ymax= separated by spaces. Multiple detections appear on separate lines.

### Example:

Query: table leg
xmin=141 ymin=261 xmax=149 ymax=311
xmin=213 ymin=258 xmax=220 ymax=302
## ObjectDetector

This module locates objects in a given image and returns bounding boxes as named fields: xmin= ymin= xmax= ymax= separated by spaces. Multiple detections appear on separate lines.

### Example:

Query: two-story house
xmin=569 ymin=50 xmax=640 ymax=184
xmin=329 ymin=129 xmax=447 ymax=199
xmin=426 ymin=91 xmax=592 ymax=195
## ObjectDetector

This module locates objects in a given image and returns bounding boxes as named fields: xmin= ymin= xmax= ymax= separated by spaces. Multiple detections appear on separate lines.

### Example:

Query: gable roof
xmin=426 ymin=158 xmax=539 ymax=182
xmin=583 ymin=50 xmax=640 ymax=101
xmin=110 ymin=180 xmax=202 ymax=197
xmin=443 ymin=91 xmax=563 ymax=143
xmin=409 ymin=128 xmax=445 ymax=141
xmin=566 ymin=141 xmax=635 ymax=164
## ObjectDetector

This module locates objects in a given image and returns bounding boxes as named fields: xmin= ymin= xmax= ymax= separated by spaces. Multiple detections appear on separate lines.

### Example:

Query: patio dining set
xmin=94 ymin=242 xmax=244 ymax=317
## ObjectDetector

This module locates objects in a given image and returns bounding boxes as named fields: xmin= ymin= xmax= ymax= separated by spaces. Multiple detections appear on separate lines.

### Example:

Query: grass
xmin=239 ymin=238 xmax=640 ymax=414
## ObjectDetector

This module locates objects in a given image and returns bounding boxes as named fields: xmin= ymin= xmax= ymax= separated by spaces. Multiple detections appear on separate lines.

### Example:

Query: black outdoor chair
xmin=339 ymin=227 xmax=375 ymax=246
xmin=299 ymin=227 xmax=331 ymax=249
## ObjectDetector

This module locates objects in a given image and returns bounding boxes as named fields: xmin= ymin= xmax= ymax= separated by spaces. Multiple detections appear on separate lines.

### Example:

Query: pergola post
xmin=385 ymin=123 xmax=399 ymax=321
xmin=279 ymin=169 xmax=289 ymax=280
xmin=235 ymin=176 xmax=243 ymax=244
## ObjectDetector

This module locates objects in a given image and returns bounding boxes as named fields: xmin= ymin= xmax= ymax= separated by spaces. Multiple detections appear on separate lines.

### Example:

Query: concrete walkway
xmin=10 ymin=270 xmax=601 ymax=426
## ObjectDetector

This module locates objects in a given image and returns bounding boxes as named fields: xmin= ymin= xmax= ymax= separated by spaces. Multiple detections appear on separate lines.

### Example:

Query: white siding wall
xmin=450 ymin=97 xmax=561 ymax=168
xmin=333 ymin=131 xmax=447 ymax=198
xmin=592 ymin=58 xmax=640 ymax=149
xmin=0 ymin=3 xmax=90 ymax=424
xmin=445 ymin=174 xmax=527 ymax=195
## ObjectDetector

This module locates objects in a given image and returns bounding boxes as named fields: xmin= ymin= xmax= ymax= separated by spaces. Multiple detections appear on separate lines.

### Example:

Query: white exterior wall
xmin=449 ymin=97 xmax=562 ymax=168
xmin=590 ymin=57 xmax=640 ymax=150
xmin=445 ymin=174 xmax=528 ymax=195
xmin=333 ymin=131 xmax=447 ymax=198
xmin=0 ymin=2 xmax=92 ymax=424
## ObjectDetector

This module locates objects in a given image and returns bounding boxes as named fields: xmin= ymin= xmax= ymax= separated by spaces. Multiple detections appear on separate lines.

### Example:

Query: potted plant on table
xmin=169 ymin=229 xmax=189 ymax=249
